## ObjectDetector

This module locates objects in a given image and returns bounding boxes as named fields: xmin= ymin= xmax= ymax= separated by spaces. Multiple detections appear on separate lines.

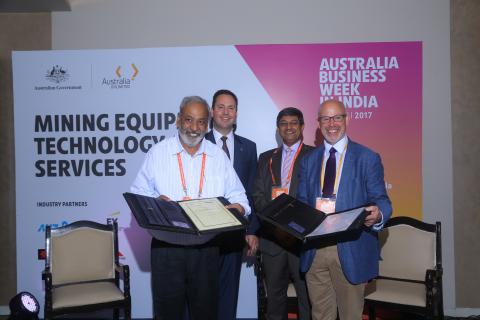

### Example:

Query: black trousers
xmin=263 ymin=249 xmax=311 ymax=320
xmin=151 ymin=239 xmax=219 ymax=320
xmin=217 ymin=230 xmax=245 ymax=320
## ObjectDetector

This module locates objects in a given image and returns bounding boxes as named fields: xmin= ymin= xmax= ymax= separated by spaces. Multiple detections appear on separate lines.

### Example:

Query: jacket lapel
xmin=289 ymin=145 xmax=308 ymax=195
xmin=271 ymin=148 xmax=282 ymax=187
xmin=336 ymin=140 xmax=356 ymax=211
xmin=233 ymin=134 xmax=242 ymax=171
xmin=205 ymin=131 xmax=215 ymax=144
xmin=313 ymin=146 xmax=324 ymax=201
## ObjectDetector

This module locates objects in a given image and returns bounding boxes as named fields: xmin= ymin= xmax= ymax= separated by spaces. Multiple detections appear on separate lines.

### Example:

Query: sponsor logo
xmin=102 ymin=63 xmax=139 ymax=89
xmin=34 ymin=64 xmax=82 ymax=91
xmin=106 ymin=211 xmax=126 ymax=260
xmin=38 ymin=249 xmax=46 ymax=260
xmin=106 ymin=211 xmax=121 ymax=226
xmin=37 ymin=220 xmax=70 ymax=232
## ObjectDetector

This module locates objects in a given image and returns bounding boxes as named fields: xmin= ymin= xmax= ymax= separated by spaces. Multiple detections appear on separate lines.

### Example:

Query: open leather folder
xmin=123 ymin=192 xmax=247 ymax=236
xmin=257 ymin=193 xmax=368 ymax=242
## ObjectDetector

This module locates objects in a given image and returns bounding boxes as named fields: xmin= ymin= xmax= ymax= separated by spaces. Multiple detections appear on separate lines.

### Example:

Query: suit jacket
xmin=252 ymin=143 xmax=314 ymax=256
xmin=205 ymin=131 xmax=258 ymax=234
xmin=297 ymin=139 xmax=392 ymax=284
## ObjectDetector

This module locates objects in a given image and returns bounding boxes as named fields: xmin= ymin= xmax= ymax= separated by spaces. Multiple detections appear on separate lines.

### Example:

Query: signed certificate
xmin=179 ymin=198 xmax=242 ymax=231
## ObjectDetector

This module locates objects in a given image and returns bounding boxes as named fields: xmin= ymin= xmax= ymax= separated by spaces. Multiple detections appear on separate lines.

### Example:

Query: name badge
xmin=271 ymin=187 xmax=289 ymax=200
xmin=315 ymin=196 xmax=336 ymax=214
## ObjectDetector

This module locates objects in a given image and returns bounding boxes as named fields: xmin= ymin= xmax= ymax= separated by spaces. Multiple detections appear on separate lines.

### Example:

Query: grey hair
xmin=179 ymin=96 xmax=210 ymax=117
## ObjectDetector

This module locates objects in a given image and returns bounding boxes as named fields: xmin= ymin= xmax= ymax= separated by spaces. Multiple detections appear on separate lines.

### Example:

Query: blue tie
xmin=322 ymin=147 xmax=336 ymax=197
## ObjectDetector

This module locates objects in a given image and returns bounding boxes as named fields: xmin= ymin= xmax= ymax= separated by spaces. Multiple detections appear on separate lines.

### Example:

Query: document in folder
xmin=123 ymin=192 xmax=246 ymax=235
xmin=257 ymin=193 xmax=367 ymax=241
xmin=178 ymin=198 xmax=242 ymax=231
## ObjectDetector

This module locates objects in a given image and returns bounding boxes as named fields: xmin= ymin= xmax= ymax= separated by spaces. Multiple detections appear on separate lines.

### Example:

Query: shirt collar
xmin=212 ymin=127 xmax=234 ymax=143
xmin=282 ymin=139 xmax=301 ymax=153
xmin=323 ymin=135 xmax=348 ymax=154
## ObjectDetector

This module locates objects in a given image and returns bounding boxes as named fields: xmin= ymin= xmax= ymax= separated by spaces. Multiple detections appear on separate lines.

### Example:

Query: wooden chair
xmin=364 ymin=216 xmax=443 ymax=319
xmin=42 ymin=220 xmax=131 ymax=320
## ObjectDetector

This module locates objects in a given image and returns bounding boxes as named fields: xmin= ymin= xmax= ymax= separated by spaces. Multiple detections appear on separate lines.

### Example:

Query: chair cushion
xmin=364 ymin=279 xmax=426 ymax=307
xmin=52 ymin=281 xmax=125 ymax=310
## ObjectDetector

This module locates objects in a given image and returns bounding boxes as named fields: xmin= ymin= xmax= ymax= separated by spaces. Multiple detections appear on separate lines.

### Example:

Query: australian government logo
xmin=102 ymin=63 xmax=139 ymax=89
xmin=34 ymin=65 xmax=82 ymax=91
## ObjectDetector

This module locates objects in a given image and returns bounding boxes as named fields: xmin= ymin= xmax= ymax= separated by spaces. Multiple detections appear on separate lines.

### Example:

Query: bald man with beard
xmin=131 ymin=96 xmax=250 ymax=320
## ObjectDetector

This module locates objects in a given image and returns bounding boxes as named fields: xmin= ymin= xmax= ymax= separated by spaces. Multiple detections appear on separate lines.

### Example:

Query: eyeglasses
xmin=317 ymin=114 xmax=347 ymax=123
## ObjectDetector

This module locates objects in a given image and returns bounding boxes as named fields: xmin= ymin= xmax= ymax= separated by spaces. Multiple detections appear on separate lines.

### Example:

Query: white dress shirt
xmin=130 ymin=134 xmax=250 ymax=244
xmin=322 ymin=135 xmax=349 ymax=193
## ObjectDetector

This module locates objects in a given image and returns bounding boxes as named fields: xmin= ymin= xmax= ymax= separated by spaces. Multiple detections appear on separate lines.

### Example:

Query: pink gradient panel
xmin=236 ymin=42 xmax=422 ymax=219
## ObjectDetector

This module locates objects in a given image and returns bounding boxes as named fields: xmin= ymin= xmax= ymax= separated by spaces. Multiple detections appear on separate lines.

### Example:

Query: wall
xmin=0 ymin=13 xmax=51 ymax=308
xmin=451 ymin=0 xmax=480 ymax=309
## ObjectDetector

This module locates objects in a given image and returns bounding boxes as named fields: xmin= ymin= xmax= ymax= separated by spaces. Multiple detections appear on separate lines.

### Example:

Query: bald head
xmin=318 ymin=99 xmax=348 ymax=145
xmin=319 ymin=99 xmax=346 ymax=115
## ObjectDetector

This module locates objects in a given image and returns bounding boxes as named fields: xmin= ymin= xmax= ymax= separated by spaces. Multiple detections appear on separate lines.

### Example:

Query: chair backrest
xmin=378 ymin=217 xmax=439 ymax=282
xmin=46 ymin=221 xmax=117 ymax=286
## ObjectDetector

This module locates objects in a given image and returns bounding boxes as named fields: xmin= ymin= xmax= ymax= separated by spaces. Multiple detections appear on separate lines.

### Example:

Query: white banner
xmin=13 ymin=42 xmax=422 ymax=318
xmin=13 ymin=46 xmax=280 ymax=318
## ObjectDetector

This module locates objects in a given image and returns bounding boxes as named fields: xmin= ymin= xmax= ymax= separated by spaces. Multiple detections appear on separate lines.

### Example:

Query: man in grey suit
xmin=253 ymin=107 xmax=313 ymax=320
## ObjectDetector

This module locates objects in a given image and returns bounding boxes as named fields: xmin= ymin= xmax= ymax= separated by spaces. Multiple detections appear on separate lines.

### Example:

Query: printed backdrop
xmin=12 ymin=42 xmax=421 ymax=318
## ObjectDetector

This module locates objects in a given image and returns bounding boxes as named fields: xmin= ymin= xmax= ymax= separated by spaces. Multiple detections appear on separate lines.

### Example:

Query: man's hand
xmin=364 ymin=205 xmax=381 ymax=227
xmin=226 ymin=203 xmax=245 ymax=215
xmin=158 ymin=195 xmax=172 ymax=201
xmin=245 ymin=235 xmax=259 ymax=257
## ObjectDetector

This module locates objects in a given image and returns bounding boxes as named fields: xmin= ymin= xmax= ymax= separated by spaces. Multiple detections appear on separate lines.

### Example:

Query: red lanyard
xmin=177 ymin=152 xmax=206 ymax=199
xmin=269 ymin=142 xmax=304 ymax=186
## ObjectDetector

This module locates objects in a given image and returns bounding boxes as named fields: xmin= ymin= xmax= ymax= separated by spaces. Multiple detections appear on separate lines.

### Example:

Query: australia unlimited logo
xmin=102 ymin=63 xmax=139 ymax=89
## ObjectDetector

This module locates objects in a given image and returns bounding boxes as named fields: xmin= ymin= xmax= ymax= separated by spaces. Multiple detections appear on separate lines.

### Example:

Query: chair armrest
xmin=425 ymin=268 xmax=443 ymax=317
xmin=42 ymin=269 xmax=53 ymax=313
xmin=426 ymin=267 xmax=442 ymax=284
xmin=42 ymin=269 xmax=52 ymax=284
xmin=115 ymin=263 xmax=125 ymax=273
xmin=115 ymin=263 xmax=131 ymax=298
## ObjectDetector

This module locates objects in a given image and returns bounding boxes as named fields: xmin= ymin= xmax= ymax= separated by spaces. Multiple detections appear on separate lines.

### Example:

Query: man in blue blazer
xmin=205 ymin=89 xmax=259 ymax=320
xmin=297 ymin=99 xmax=392 ymax=320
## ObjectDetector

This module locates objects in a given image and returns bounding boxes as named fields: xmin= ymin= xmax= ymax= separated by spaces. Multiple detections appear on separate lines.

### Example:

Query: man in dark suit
xmin=297 ymin=99 xmax=392 ymax=320
xmin=205 ymin=89 xmax=258 ymax=320
xmin=253 ymin=107 xmax=313 ymax=320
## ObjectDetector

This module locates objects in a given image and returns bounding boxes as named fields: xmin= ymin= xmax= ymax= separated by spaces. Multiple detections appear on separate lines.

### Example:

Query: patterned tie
xmin=221 ymin=136 xmax=230 ymax=159
xmin=322 ymin=147 xmax=336 ymax=197
xmin=281 ymin=147 xmax=293 ymax=188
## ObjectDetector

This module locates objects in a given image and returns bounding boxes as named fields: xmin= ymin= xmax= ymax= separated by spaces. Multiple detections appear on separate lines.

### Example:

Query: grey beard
xmin=179 ymin=130 xmax=205 ymax=147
